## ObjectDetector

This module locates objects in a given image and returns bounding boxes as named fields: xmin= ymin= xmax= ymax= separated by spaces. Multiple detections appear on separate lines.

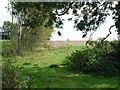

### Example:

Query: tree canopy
xmin=9 ymin=1 xmax=120 ymax=40
xmin=6 ymin=1 xmax=120 ymax=53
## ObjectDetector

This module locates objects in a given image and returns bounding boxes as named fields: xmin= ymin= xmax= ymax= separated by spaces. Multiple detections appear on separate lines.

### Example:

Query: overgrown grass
xmin=2 ymin=45 xmax=119 ymax=88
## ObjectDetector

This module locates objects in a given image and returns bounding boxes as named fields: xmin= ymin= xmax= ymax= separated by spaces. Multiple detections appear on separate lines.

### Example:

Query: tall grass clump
xmin=64 ymin=41 xmax=120 ymax=76
xmin=2 ymin=58 xmax=20 ymax=88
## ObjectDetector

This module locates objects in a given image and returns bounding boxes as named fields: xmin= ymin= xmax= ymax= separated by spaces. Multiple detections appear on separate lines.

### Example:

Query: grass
xmin=3 ymin=44 xmax=120 ymax=88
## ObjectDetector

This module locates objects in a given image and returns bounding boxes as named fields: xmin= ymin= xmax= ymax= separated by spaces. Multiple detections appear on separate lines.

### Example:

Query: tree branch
xmin=55 ymin=2 xmax=74 ymax=16
xmin=102 ymin=25 xmax=115 ymax=41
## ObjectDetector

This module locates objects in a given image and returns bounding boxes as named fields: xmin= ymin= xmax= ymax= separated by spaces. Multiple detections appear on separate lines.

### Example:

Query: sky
xmin=0 ymin=0 xmax=118 ymax=41
xmin=51 ymin=10 xmax=118 ymax=41
xmin=0 ymin=0 xmax=11 ymax=27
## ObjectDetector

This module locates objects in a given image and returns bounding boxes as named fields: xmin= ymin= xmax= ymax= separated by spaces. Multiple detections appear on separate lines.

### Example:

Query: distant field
xmin=47 ymin=41 xmax=87 ymax=47
xmin=3 ymin=46 xmax=119 ymax=88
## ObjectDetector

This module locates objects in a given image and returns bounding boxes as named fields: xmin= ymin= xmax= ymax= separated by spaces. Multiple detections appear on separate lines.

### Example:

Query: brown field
xmin=46 ymin=40 xmax=87 ymax=47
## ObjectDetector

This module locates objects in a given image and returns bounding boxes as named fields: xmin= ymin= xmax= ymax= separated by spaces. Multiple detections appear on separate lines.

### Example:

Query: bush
xmin=64 ymin=41 xmax=120 ymax=76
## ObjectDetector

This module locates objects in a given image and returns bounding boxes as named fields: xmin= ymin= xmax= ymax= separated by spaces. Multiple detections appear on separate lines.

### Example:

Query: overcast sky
xmin=0 ymin=0 xmax=118 ymax=41
xmin=51 ymin=14 xmax=118 ymax=41
xmin=0 ymin=0 xmax=11 ymax=27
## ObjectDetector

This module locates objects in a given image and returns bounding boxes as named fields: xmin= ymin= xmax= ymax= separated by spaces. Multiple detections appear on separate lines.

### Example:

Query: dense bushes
xmin=64 ymin=41 xmax=120 ymax=76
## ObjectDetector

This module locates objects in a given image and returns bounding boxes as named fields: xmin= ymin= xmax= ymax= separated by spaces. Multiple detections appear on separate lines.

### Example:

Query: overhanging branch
xmin=86 ymin=25 xmax=116 ymax=45
xmin=55 ymin=2 xmax=74 ymax=16
xmin=102 ymin=25 xmax=116 ymax=41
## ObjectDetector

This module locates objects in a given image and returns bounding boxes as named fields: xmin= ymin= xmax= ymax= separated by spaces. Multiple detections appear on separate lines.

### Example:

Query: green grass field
xmin=5 ymin=46 xmax=118 ymax=88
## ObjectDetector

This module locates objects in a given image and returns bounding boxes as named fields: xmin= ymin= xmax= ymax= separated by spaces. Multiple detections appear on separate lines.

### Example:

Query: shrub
xmin=2 ymin=40 xmax=19 ymax=57
xmin=64 ymin=41 xmax=120 ymax=76
xmin=2 ymin=58 xmax=20 ymax=88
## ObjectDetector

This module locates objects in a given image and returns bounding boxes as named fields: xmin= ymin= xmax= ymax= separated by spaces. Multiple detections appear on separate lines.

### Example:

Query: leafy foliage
xmin=9 ymin=2 xmax=120 ymax=38
xmin=3 ymin=21 xmax=19 ymax=40
xmin=2 ymin=58 xmax=20 ymax=88
xmin=19 ymin=26 xmax=53 ymax=50
xmin=10 ymin=2 xmax=70 ymax=28
xmin=8 ymin=2 xmax=120 ymax=49
xmin=64 ymin=41 xmax=120 ymax=76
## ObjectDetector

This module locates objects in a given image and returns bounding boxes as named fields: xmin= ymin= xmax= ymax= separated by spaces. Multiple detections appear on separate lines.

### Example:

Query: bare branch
xmin=86 ymin=25 xmax=115 ymax=45
xmin=102 ymin=25 xmax=116 ymax=41
xmin=86 ymin=27 xmax=99 ymax=45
